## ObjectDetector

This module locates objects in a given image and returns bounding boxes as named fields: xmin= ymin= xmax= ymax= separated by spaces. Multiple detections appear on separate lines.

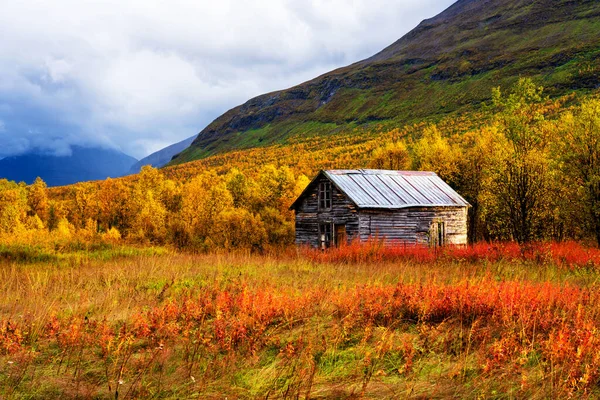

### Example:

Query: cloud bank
xmin=0 ymin=0 xmax=455 ymax=159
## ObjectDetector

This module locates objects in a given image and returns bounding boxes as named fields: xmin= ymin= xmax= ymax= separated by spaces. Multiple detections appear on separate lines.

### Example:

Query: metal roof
xmin=313 ymin=169 xmax=470 ymax=209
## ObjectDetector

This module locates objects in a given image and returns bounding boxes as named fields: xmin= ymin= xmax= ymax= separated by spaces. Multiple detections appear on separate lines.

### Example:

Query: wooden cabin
xmin=290 ymin=169 xmax=470 ymax=248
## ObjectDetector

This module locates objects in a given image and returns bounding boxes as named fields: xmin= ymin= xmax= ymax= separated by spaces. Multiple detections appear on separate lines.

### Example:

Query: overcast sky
xmin=0 ymin=0 xmax=455 ymax=160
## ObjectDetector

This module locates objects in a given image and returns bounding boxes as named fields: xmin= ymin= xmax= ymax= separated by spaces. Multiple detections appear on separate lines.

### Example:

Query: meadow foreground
xmin=1 ymin=243 xmax=600 ymax=399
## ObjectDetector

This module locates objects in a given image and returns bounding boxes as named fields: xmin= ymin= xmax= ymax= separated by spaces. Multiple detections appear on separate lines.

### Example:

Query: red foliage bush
xmin=304 ymin=240 xmax=600 ymax=270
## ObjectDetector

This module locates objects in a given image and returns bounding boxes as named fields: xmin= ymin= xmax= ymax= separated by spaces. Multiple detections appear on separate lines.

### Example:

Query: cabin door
xmin=335 ymin=224 xmax=347 ymax=247
xmin=430 ymin=221 xmax=446 ymax=247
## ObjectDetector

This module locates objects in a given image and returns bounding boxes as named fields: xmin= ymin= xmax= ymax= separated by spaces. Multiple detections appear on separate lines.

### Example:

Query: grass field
xmin=1 ymin=242 xmax=600 ymax=399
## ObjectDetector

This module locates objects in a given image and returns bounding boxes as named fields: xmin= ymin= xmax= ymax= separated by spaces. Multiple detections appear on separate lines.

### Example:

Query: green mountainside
xmin=172 ymin=0 xmax=600 ymax=164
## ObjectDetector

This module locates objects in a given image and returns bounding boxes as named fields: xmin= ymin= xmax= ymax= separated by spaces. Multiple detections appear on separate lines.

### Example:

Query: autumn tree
xmin=226 ymin=168 xmax=251 ymax=208
xmin=558 ymin=98 xmax=600 ymax=245
xmin=27 ymin=177 xmax=49 ymax=224
xmin=411 ymin=125 xmax=461 ymax=187
xmin=180 ymin=171 xmax=234 ymax=247
xmin=250 ymin=165 xmax=306 ymax=246
xmin=69 ymin=182 xmax=99 ymax=229
xmin=96 ymin=178 xmax=130 ymax=232
xmin=489 ymin=78 xmax=553 ymax=243
xmin=212 ymin=208 xmax=267 ymax=250
xmin=252 ymin=165 xmax=298 ymax=213
xmin=131 ymin=191 xmax=167 ymax=243
xmin=129 ymin=166 xmax=168 ymax=243
xmin=0 ymin=180 xmax=27 ymax=234
xmin=453 ymin=127 xmax=504 ymax=242
xmin=47 ymin=200 xmax=67 ymax=231
xmin=159 ymin=179 xmax=183 ymax=214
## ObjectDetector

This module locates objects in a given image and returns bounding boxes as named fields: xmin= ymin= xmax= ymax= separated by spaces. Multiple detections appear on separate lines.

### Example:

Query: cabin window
xmin=318 ymin=182 xmax=332 ymax=210
xmin=319 ymin=223 xmax=332 ymax=249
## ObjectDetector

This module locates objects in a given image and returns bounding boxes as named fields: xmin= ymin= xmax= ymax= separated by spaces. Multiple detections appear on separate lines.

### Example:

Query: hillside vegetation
xmin=173 ymin=0 xmax=600 ymax=163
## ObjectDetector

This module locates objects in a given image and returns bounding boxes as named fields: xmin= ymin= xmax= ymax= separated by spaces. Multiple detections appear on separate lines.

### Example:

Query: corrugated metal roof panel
xmin=411 ymin=176 xmax=450 ymax=204
xmin=351 ymin=174 xmax=394 ymax=206
xmin=390 ymin=175 xmax=432 ymax=204
xmin=323 ymin=169 xmax=470 ymax=209
xmin=329 ymin=174 xmax=376 ymax=206
xmin=374 ymin=175 xmax=413 ymax=205
xmin=367 ymin=175 xmax=408 ymax=206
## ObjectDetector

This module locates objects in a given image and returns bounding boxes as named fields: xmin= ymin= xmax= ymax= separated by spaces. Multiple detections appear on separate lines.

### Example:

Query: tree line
xmin=1 ymin=79 xmax=599 ymax=249
xmin=0 ymin=165 xmax=307 ymax=250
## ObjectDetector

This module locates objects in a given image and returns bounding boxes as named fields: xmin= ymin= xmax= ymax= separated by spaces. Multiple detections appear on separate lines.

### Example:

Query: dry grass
xmin=1 ymin=245 xmax=600 ymax=398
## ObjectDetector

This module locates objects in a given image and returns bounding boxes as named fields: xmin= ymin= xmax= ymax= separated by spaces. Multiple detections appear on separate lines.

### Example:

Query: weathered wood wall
xmin=359 ymin=207 xmax=468 ymax=245
xmin=294 ymin=175 xmax=359 ymax=247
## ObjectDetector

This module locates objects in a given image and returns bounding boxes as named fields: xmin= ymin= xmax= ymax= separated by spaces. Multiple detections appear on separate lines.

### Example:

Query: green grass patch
xmin=0 ymin=242 xmax=168 ymax=265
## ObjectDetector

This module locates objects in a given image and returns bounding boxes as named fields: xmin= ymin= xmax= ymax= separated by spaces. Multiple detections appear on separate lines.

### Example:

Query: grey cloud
xmin=0 ymin=0 xmax=456 ymax=159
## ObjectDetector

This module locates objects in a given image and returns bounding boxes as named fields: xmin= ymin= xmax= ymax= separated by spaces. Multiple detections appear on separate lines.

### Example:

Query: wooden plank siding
xmin=294 ymin=175 xmax=360 ymax=247
xmin=359 ymin=207 xmax=468 ymax=245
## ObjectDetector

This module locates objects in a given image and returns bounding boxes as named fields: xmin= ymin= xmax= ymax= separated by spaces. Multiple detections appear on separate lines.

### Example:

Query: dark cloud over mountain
xmin=0 ymin=0 xmax=454 ymax=160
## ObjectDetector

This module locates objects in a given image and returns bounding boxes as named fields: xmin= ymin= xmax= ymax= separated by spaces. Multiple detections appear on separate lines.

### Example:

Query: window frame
xmin=318 ymin=181 xmax=332 ymax=210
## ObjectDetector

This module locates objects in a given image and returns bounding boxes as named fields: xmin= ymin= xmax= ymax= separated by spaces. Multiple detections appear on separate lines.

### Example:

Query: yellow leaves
xmin=130 ymin=190 xmax=167 ymax=243
xmin=101 ymin=227 xmax=122 ymax=243
xmin=556 ymin=98 xmax=600 ymax=244
xmin=225 ymin=168 xmax=248 ymax=208
xmin=79 ymin=218 xmax=99 ymax=242
xmin=253 ymin=165 xmax=297 ymax=213
xmin=159 ymin=179 xmax=182 ymax=213
xmin=368 ymin=140 xmax=411 ymax=171
xmin=212 ymin=208 xmax=267 ymax=250
xmin=96 ymin=177 xmax=130 ymax=231
xmin=259 ymin=206 xmax=294 ymax=245
xmin=27 ymin=177 xmax=49 ymax=223
xmin=72 ymin=182 xmax=98 ymax=229
xmin=181 ymin=172 xmax=233 ymax=238
xmin=171 ymin=165 xmax=305 ymax=250
xmin=137 ymin=165 xmax=166 ymax=194
xmin=412 ymin=124 xmax=461 ymax=184
xmin=24 ymin=215 xmax=44 ymax=231
xmin=492 ymin=77 xmax=544 ymax=113
xmin=293 ymin=175 xmax=310 ymax=199
xmin=56 ymin=218 xmax=74 ymax=241
xmin=0 ymin=204 xmax=25 ymax=234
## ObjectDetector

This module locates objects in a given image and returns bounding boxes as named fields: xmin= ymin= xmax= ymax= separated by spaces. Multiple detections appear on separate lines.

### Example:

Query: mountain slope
xmin=129 ymin=135 xmax=196 ymax=174
xmin=173 ymin=0 xmax=600 ymax=164
xmin=0 ymin=146 xmax=137 ymax=186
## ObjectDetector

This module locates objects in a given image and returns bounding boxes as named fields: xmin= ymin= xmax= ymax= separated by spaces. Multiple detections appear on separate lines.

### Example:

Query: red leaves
xmin=0 ymin=320 xmax=23 ymax=355
xmin=305 ymin=240 xmax=600 ymax=270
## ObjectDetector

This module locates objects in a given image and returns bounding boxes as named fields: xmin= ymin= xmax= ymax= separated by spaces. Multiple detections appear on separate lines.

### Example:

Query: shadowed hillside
xmin=129 ymin=135 xmax=196 ymax=174
xmin=0 ymin=146 xmax=137 ymax=186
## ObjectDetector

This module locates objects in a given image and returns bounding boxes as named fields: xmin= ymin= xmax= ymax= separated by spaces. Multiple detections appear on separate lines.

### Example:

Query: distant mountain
xmin=0 ymin=146 xmax=137 ymax=186
xmin=129 ymin=135 xmax=196 ymax=174
xmin=172 ymin=0 xmax=600 ymax=165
